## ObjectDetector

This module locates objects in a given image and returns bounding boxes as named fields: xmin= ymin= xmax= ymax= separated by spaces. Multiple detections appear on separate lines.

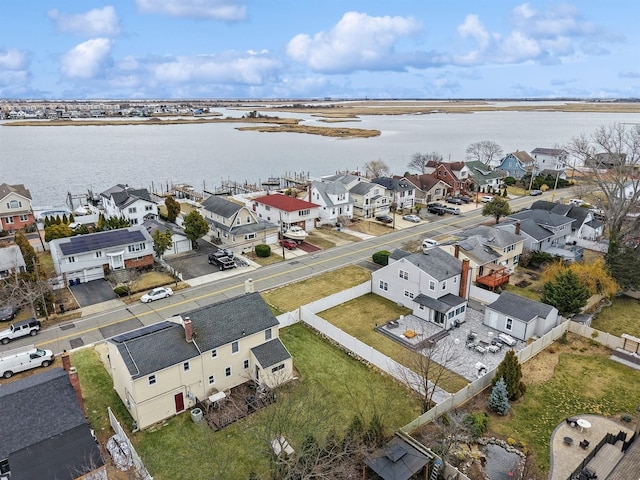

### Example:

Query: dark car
xmin=457 ymin=195 xmax=472 ymax=204
xmin=375 ymin=215 xmax=393 ymax=224
xmin=279 ymin=239 xmax=298 ymax=250
xmin=0 ymin=305 xmax=17 ymax=322
xmin=427 ymin=203 xmax=446 ymax=215
xmin=445 ymin=196 xmax=464 ymax=205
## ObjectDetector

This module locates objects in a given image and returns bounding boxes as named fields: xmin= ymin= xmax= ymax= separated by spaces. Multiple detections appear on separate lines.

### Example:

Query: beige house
xmin=107 ymin=293 xmax=293 ymax=429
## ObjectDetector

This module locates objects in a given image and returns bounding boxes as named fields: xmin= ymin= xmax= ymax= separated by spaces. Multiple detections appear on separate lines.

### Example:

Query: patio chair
xmin=566 ymin=417 xmax=578 ymax=428
xmin=580 ymin=439 xmax=590 ymax=449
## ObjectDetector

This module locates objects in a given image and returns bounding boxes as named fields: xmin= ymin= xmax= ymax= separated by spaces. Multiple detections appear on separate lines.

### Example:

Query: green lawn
xmin=591 ymin=295 xmax=640 ymax=337
xmin=490 ymin=345 xmax=640 ymax=473
xmin=73 ymin=323 xmax=421 ymax=480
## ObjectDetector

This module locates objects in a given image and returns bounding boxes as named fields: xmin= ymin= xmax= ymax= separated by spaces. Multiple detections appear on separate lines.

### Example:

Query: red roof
xmin=254 ymin=194 xmax=318 ymax=212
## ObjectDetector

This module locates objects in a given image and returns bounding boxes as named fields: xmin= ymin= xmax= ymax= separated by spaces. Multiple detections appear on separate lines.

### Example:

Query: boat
xmin=283 ymin=226 xmax=308 ymax=241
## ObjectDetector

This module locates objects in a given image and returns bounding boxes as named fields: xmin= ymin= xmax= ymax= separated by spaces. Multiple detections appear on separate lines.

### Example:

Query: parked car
xmin=457 ymin=195 xmax=472 ymax=204
xmin=568 ymin=198 xmax=585 ymax=206
xmin=481 ymin=195 xmax=494 ymax=203
xmin=208 ymin=251 xmax=237 ymax=270
xmin=445 ymin=196 xmax=464 ymax=205
xmin=0 ymin=318 xmax=41 ymax=345
xmin=140 ymin=287 xmax=173 ymax=303
xmin=402 ymin=214 xmax=421 ymax=223
xmin=375 ymin=215 xmax=393 ymax=224
xmin=279 ymin=239 xmax=298 ymax=250
xmin=0 ymin=305 xmax=18 ymax=322
xmin=443 ymin=205 xmax=461 ymax=215
xmin=1 ymin=345 xmax=54 ymax=378
xmin=422 ymin=238 xmax=440 ymax=251
xmin=530 ymin=189 xmax=543 ymax=196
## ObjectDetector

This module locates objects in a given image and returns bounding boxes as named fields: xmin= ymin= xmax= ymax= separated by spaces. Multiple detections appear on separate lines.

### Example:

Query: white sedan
xmin=140 ymin=287 xmax=173 ymax=303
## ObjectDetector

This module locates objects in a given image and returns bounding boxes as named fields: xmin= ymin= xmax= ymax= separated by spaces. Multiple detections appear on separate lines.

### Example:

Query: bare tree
xmin=466 ymin=141 xmax=504 ymax=166
xmin=408 ymin=151 xmax=443 ymax=173
xmin=364 ymin=159 xmax=389 ymax=179
xmin=416 ymin=410 xmax=470 ymax=464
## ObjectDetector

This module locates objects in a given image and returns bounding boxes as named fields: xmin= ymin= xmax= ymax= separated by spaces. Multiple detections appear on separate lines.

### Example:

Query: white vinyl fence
xmin=108 ymin=407 xmax=152 ymax=480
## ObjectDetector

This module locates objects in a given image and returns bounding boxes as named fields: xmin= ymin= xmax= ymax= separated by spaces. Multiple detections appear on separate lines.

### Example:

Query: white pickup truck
xmin=0 ymin=344 xmax=54 ymax=378
xmin=0 ymin=318 xmax=41 ymax=344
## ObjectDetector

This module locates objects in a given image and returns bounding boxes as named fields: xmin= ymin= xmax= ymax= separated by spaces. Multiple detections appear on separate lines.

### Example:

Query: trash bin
xmin=60 ymin=303 xmax=65 ymax=314
xmin=190 ymin=408 xmax=203 ymax=423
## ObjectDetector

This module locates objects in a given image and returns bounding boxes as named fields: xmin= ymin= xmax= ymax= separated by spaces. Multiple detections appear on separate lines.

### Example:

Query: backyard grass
xmin=489 ymin=333 xmax=640 ymax=474
xmin=261 ymin=264 xmax=371 ymax=313
xmin=72 ymin=323 xmax=422 ymax=480
xmin=319 ymin=294 xmax=469 ymax=394
xmin=591 ymin=295 xmax=640 ymax=337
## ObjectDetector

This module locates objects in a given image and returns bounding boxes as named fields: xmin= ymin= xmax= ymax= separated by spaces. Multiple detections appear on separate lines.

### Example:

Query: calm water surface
xmin=1 ymin=107 xmax=638 ymax=206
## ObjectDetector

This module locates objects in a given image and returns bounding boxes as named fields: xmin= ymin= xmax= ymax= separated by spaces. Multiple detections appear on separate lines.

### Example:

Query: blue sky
xmin=1 ymin=0 xmax=638 ymax=99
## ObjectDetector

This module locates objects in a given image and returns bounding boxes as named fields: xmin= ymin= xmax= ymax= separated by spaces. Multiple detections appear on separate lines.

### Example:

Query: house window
xmin=232 ymin=341 xmax=239 ymax=354
xmin=429 ymin=280 xmax=435 ymax=291
xmin=208 ymin=375 xmax=215 ymax=385
xmin=68 ymin=256 xmax=75 ymax=263
xmin=513 ymin=254 xmax=520 ymax=265
xmin=95 ymin=251 xmax=102 ymax=258
xmin=448 ymin=311 xmax=455 ymax=319
xmin=244 ymin=233 xmax=256 ymax=240
xmin=211 ymin=349 xmax=217 ymax=358
xmin=148 ymin=375 xmax=156 ymax=386
xmin=454 ymin=277 xmax=457 ymax=284
xmin=298 ymin=209 xmax=310 ymax=216
xmin=460 ymin=305 xmax=466 ymax=313
xmin=7 ymin=200 xmax=22 ymax=209
xmin=128 ymin=243 xmax=145 ymax=252
xmin=130 ymin=218 xmax=138 ymax=225
xmin=183 ymin=361 xmax=190 ymax=372
xmin=19 ymin=214 xmax=29 ymax=222
xmin=128 ymin=207 xmax=137 ymax=214
xmin=243 ymin=359 xmax=249 ymax=369
xmin=506 ymin=318 xmax=513 ymax=331
xmin=265 ymin=205 xmax=271 ymax=211
xmin=419 ymin=304 xmax=425 ymax=310
xmin=145 ymin=205 xmax=153 ymax=211
xmin=265 ymin=328 xmax=272 ymax=341
xmin=225 ymin=366 xmax=232 ymax=377
xmin=403 ymin=290 xmax=414 ymax=299
xmin=442 ymin=281 xmax=447 ymax=290
xmin=379 ymin=280 xmax=388 ymax=291
xmin=5 ymin=216 xmax=14 ymax=224
xmin=246 ymin=216 xmax=251 ymax=223
xmin=398 ymin=269 xmax=408 ymax=280
xmin=272 ymin=364 xmax=285 ymax=373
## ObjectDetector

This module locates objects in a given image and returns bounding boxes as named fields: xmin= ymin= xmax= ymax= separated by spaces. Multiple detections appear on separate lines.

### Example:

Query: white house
xmin=142 ymin=218 xmax=192 ymax=256
xmin=498 ymin=209 xmax=574 ymax=257
xmin=305 ymin=180 xmax=354 ymax=226
xmin=251 ymin=193 xmax=319 ymax=233
xmin=0 ymin=245 xmax=26 ymax=279
xmin=529 ymin=200 xmax=605 ymax=242
xmin=484 ymin=291 xmax=560 ymax=341
xmin=371 ymin=177 xmax=416 ymax=210
xmin=49 ymin=226 xmax=154 ymax=284
xmin=371 ymin=248 xmax=471 ymax=330
xmin=100 ymin=184 xmax=158 ymax=226
xmin=530 ymin=148 xmax=568 ymax=170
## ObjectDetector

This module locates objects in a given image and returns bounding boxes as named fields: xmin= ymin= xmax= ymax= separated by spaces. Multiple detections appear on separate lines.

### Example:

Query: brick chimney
xmin=184 ymin=316 xmax=193 ymax=342
xmin=459 ymin=259 xmax=470 ymax=299
xmin=61 ymin=350 xmax=71 ymax=372
xmin=69 ymin=367 xmax=86 ymax=417
xmin=454 ymin=243 xmax=460 ymax=259
xmin=515 ymin=221 xmax=521 ymax=235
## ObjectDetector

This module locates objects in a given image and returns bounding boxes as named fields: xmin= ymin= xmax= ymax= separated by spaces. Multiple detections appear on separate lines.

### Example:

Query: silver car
xmin=402 ymin=214 xmax=421 ymax=223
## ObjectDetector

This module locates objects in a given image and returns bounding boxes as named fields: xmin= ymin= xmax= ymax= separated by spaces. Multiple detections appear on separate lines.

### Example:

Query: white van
xmin=0 ymin=344 xmax=54 ymax=378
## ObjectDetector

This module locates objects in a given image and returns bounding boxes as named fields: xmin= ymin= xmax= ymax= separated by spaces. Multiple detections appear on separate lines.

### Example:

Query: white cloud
xmin=48 ymin=6 xmax=120 ymax=37
xmin=136 ymin=0 xmax=246 ymax=21
xmin=457 ymin=14 xmax=493 ymax=50
xmin=0 ymin=48 xmax=29 ymax=70
xmin=286 ymin=11 xmax=440 ymax=73
xmin=61 ymin=38 xmax=112 ymax=79
xmin=0 ymin=48 xmax=30 ymax=88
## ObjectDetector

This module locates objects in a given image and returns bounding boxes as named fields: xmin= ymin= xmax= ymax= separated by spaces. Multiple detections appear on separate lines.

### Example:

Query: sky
xmin=0 ymin=0 xmax=639 ymax=100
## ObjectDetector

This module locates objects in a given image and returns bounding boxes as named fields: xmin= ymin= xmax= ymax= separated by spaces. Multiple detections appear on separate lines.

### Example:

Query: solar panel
xmin=110 ymin=321 xmax=174 ymax=343
xmin=59 ymin=228 xmax=146 ymax=256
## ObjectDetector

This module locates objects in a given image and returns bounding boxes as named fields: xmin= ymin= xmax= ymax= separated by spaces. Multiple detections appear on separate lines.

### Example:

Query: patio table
xmin=577 ymin=418 xmax=591 ymax=432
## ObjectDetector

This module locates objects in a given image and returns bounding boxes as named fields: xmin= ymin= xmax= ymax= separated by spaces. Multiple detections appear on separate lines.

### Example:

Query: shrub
xmin=113 ymin=285 xmax=130 ymax=297
xmin=558 ymin=331 xmax=568 ymax=344
xmin=255 ymin=244 xmax=271 ymax=258
xmin=504 ymin=176 xmax=517 ymax=186
xmin=488 ymin=377 xmax=511 ymax=415
xmin=507 ymin=437 xmax=517 ymax=446
xmin=464 ymin=412 xmax=489 ymax=439
xmin=372 ymin=250 xmax=391 ymax=266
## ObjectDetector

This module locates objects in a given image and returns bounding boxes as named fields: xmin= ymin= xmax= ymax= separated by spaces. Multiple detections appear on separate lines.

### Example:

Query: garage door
xmin=83 ymin=267 xmax=104 ymax=282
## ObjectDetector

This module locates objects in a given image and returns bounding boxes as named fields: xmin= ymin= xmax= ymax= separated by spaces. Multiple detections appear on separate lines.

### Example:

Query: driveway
xmin=70 ymin=279 xmax=118 ymax=307
xmin=164 ymin=240 xmax=232 ymax=280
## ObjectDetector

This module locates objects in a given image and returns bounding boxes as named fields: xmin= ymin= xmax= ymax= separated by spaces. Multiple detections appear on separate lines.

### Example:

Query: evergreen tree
xmin=541 ymin=269 xmax=590 ymax=316
xmin=14 ymin=231 xmax=37 ymax=273
xmin=183 ymin=210 xmax=209 ymax=249
xmin=493 ymin=350 xmax=526 ymax=401
xmin=62 ymin=213 xmax=68 ymax=224
xmin=45 ymin=223 xmax=74 ymax=242
xmin=488 ymin=377 xmax=510 ymax=415
xmin=164 ymin=195 xmax=181 ymax=223
xmin=482 ymin=196 xmax=511 ymax=224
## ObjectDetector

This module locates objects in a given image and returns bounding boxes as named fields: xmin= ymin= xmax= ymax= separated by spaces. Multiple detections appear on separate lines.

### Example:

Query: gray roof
xmin=502 ymin=218 xmax=553 ymax=241
xmin=508 ymin=208 xmax=573 ymax=228
xmin=531 ymin=147 xmax=567 ymax=156
xmin=487 ymin=291 xmax=555 ymax=322
xmin=205 ymin=216 xmax=276 ymax=235
xmin=401 ymin=248 xmax=462 ymax=281
xmin=414 ymin=293 xmax=465 ymax=313
xmin=201 ymin=195 xmax=243 ymax=218
xmin=101 ymin=184 xmax=153 ymax=207
xmin=52 ymin=226 xmax=153 ymax=256
xmin=0 ymin=183 xmax=32 ymax=201
xmin=531 ymin=200 xmax=571 ymax=215
xmin=311 ymin=180 xmax=352 ymax=208
xmin=251 ymin=338 xmax=292 ymax=368
xmin=143 ymin=217 xmax=186 ymax=237
xmin=110 ymin=293 xmax=280 ymax=378
xmin=350 ymin=181 xmax=379 ymax=195
xmin=0 ymin=368 xmax=97 ymax=466
xmin=322 ymin=173 xmax=360 ymax=185
xmin=457 ymin=237 xmax=500 ymax=265
xmin=371 ymin=177 xmax=415 ymax=192
xmin=461 ymin=225 xmax=522 ymax=249
xmin=0 ymin=245 xmax=26 ymax=271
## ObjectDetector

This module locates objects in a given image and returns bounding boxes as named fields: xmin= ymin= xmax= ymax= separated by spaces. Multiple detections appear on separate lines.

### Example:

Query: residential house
xmin=252 ymin=193 xmax=319 ymax=233
xmin=441 ymin=225 xmax=524 ymax=290
xmin=348 ymin=181 xmax=392 ymax=219
xmin=106 ymin=292 xmax=293 ymax=429
xmin=422 ymin=161 xmax=472 ymax=196
xmin=484 ymin=291 xmax=560 ymax=341
xmin=496 ymin=151 xmax=535 ymax=179
xmin=464 ymin=160 xmax=503 ymax=193
xmin=530 ymin=147 xmax=568 ymax=170
xmin=142 ymin=217 xmax=192 ymax=256
xmin=530 ymin=200 xmax=605 ymax=241
xmin=0 ymin=183 xmax=35 ymax=234
xmin=584 ymin=152 xmax=627 ymax=169
xmin=496 ymin=209 xmax=575 ymax=259
xmin=618 ymin=179 xmax=639 ymax=202
xmin=371 ymin=248 xmax=471 ymax=330
xmin=201 ymin=195 xmax=278 ymax=250
xmin=304 ymin=180 xmax=354 ymax=226
xmin=0 ymin=367 xmax=106 ymax=480
xmin=0 ymin=245 xmax=26 ymax=278
xmin=100 ymin=184 xmax=158 ymax=226
xmin=404 ymin=174 xmax=450 ymax=204
xmin=371 ymin=177 xmax=416 ymax=210
xmin=49 ymin=226 xmax=154 ymax=284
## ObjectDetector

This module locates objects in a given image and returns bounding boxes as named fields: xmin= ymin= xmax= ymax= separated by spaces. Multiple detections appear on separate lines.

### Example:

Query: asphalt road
xmin=0 ymin=194 xmax=549 ymax=356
